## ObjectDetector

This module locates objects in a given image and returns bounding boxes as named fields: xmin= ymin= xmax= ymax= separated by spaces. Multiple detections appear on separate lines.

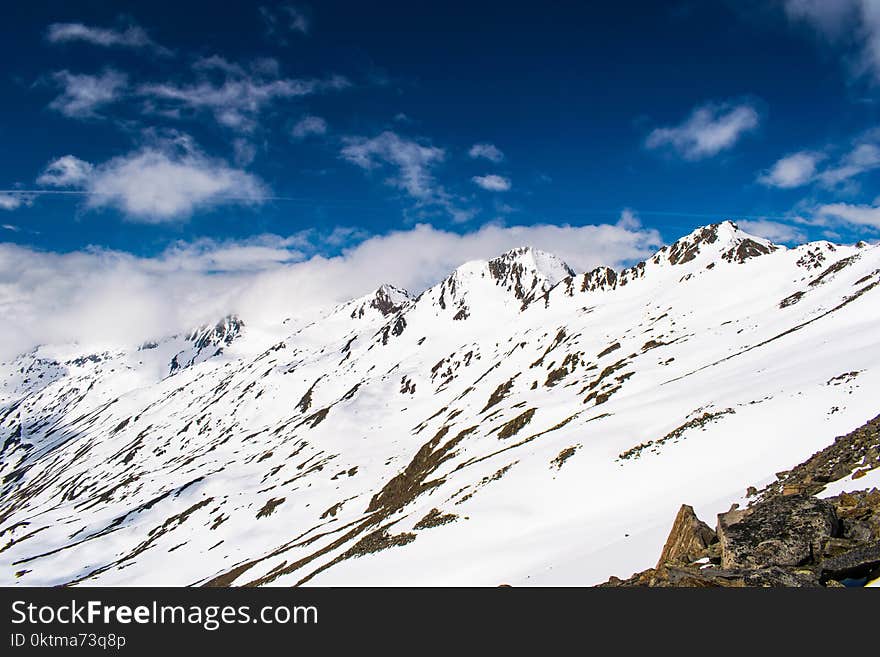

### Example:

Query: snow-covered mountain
xmin=1 ymin=221 xmax=879 ymax=586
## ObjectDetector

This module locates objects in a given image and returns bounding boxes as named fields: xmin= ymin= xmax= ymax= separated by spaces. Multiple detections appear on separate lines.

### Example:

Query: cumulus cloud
xmin=48 ymin=69 xmax=127 ymax=119
xmin=45 ymin=20 xmax=173 ymax=56
xmin=472 ymin=174 xmax=511 ymax=191
xmin=36 ymin=155 xmax=94 ymax=187
xmin=738 ymin=219 xmax=807 ymax=243
xmin=758 ymin=151 xmax=824 ymax=188
xmin=781 ymin=0 xmax=880 ymax=81
xmin=37 ymin=137 xmax=268 ymax=222
xmin=86 ymin=146 xmax=268 ymax=222
xmin=291 ymin=115 xmax=328 ymax=139
xmin=0 ymin=220 xmax=662 ymax=359
xmin=468 ymin=143 xmax=504 ymax=162
xmin=646 ymin=101 xmax=760 ymax=160
xmin=138 ymin=70 xmax=348 ymax=132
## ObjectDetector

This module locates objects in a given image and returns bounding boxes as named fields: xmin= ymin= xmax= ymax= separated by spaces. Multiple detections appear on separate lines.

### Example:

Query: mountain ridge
xmin=1 ymin=221 xmax=879 ymax=586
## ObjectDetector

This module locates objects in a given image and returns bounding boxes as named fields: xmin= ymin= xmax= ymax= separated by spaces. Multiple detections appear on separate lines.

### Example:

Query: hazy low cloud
xmin=291 ymin=115 xmax=328 ymax=139
xmin=46 ymin=20 xmax=173 ymax=56
xmin=0 ymin=218 xmax=662 ymax=359
xmin=37 ymin=136 xmax=268 ymax=222
xmin=472 ymin=174 xmax=511 ymax=191
xmin=48 ymin=69 xmax=127 ymax=119
xmin=468 ymin=143 xmax=504 ymax=163
xmin=646 ymin=101 xmax=760 ymax=160
xmin=738 ymin=219 xmax=807 ymax=243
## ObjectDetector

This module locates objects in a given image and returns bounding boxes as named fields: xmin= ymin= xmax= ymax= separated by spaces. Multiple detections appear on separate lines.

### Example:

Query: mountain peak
xmin=488 ymin=246 xmax=575 ymax=286
xmin=651 ymin=220 xmax=778 ymax=267
xmin=348 ymin=284 xmax=411 ymax=320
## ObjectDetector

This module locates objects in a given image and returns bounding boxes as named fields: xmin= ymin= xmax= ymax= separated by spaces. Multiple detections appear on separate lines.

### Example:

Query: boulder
xmin=717 ymin=495 xmax=837 ymax=570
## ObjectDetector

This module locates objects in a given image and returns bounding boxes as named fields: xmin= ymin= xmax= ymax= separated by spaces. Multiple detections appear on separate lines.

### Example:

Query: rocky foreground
xmin=601 ymin=414 xmax=880 ymax=587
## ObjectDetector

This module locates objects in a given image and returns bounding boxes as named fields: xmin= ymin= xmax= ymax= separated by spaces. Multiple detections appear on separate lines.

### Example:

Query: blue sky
xmin=2 ymin=0 xmax=880 ymax=260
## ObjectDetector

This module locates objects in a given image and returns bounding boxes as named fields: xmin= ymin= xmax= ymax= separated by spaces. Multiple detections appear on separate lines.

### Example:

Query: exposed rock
xmin=759 ymin=413 xmax=880 ymax=500
xmin=600 ymin=479 xmax=880 ymax=587
xmin=819 ymin=543 xmax=880 ymax=584
xmin=717 ymin=495 xmax=837 ymax=570
xmin=656 ymin=504 xmax=717 ymax=568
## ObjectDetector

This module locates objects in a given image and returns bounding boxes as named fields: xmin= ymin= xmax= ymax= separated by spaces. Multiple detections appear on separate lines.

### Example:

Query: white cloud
xmin=472 ymin=174 xmax=511 ymax=191
xmin=138 ymin=72 xmax=348 ymax=132
xmin=232 ymin=139 xmax=258 ymax=166
xmin=291 ymin=115 xmax=328 ymax=139
xmin=37 ymin=137 xmax=268 ymax=222
xmin=616 ymin=208 xmax=642 ymax=230
xmin=341 ymin=131 xmax=475 ymax=221
xmin=782 ymin=0 xmax=880 ymax=81
xmin=759 ymin=136 xmax=880 ymax=190
xmin=48 ymin=69 xmax=127 ymax=119
xmin=37 ymin=155 xmax=94 ymax=187
xmin=814 ymin=202 xmax=880 ymax=229
xmin=0 ymin=220 xmax=662 ymax=359
xmin=468 ymin=143 xmax=504 ymax=163
xmin=758 ymin=151 xmax=824 ymax=188
xmin=340 ymin=131 xmax=446 ymax=200
xmin=260 ymin=4 xmax=310 ymax=42
xmin=646 ymin=102 xmax=760 ymax=160
xmin=85 ymin=142 xmax=268 ymax=222
xmin=45 ymin=21 xmax=173 ymax=56
xmin=0 ymin=194 xmax=29 ymax=211
xmin=817 ymin=142 xmax=880 ymax=187
xmin=738 ymin=219 xmax=807 ymax=243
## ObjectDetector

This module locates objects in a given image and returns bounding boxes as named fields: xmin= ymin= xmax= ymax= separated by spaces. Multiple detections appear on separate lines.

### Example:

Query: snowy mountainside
xmin=1 ymin=221 xmax=879 ymax=586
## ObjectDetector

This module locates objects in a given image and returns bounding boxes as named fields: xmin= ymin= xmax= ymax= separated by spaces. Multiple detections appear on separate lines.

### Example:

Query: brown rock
xmin=656 ymin=504 xmax=717 ymax=568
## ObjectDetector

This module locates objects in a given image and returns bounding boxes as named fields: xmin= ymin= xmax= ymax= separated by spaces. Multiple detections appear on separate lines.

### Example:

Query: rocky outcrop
xmin=761 ymin=413 xmax=880 ymax=499
xmin=600 ymin=489 xmax=880 ymax=587
xmin=656 ymin=504 xmax=717 ymax=568
xmin=601 ymin=412 xmax=880 ymax=587
xmin=717 ymin=495 xmax=837 ymax=569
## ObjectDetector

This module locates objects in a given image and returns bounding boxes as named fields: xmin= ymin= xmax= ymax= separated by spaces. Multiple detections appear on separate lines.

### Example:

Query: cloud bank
xmin=0 ymin=219 xmax=662 ymax=359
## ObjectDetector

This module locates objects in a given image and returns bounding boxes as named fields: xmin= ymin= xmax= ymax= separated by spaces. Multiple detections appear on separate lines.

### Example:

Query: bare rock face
xmin=599 ymin=487 xmax=880 ymax=587
xmin=656 ymin=504 xmax=717 ymax=568
xmin=717 ymin=495 xmax=837 ymax=570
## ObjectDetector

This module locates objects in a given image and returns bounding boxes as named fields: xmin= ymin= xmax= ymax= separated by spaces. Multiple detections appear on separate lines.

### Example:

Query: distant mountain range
xmin=2 ymin=220 xmax=879 ymax=586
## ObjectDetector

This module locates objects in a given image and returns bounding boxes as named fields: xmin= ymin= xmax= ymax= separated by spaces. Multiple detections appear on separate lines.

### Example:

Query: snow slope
xmin=1 ymin=222 xmax=879 ymax=586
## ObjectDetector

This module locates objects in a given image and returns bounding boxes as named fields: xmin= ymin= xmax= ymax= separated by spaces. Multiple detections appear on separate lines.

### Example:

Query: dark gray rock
xmin=717 ymin=495 xmax=837 ymax=570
